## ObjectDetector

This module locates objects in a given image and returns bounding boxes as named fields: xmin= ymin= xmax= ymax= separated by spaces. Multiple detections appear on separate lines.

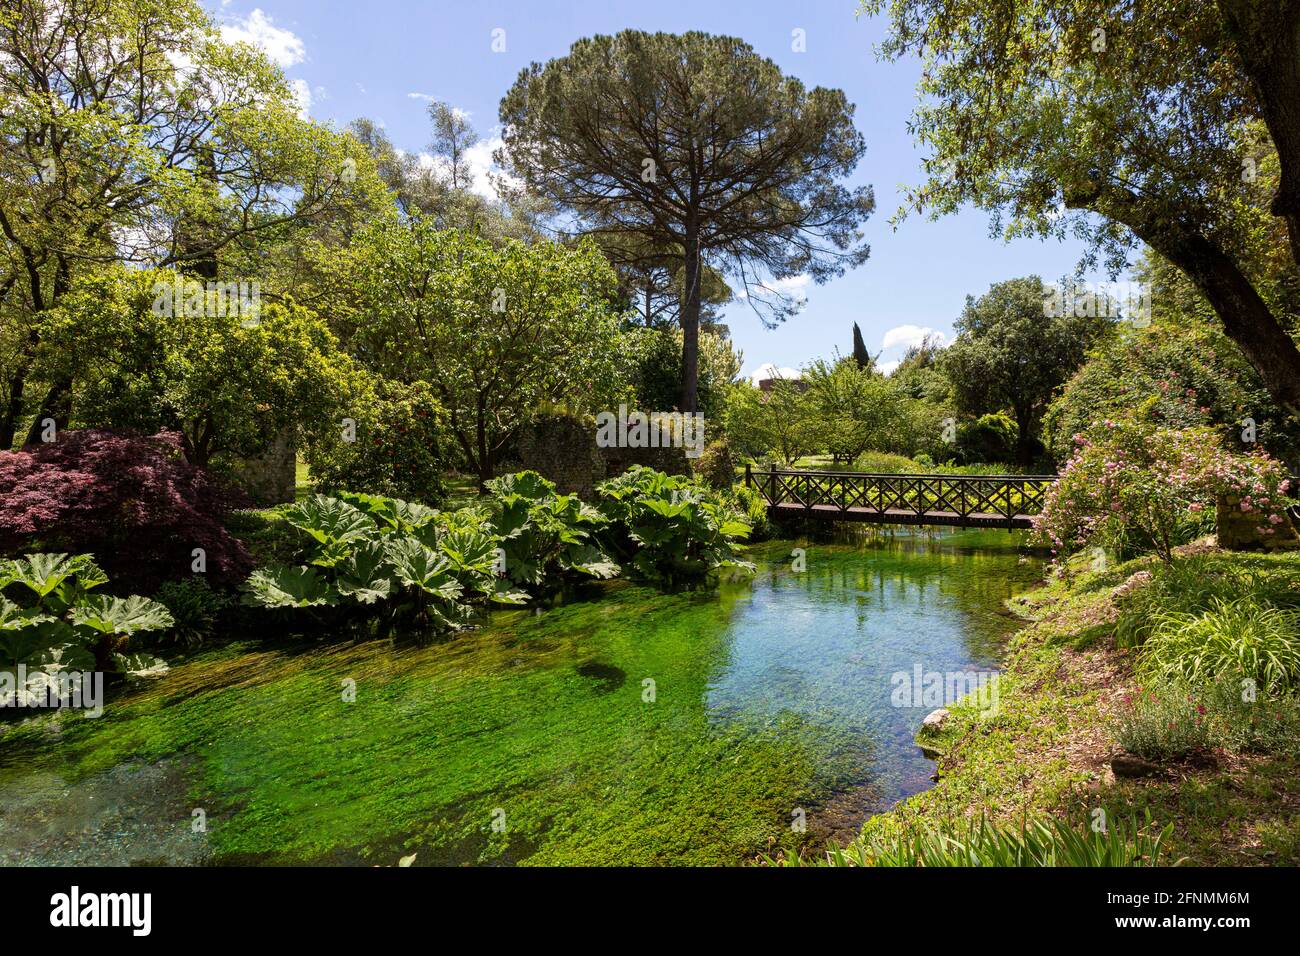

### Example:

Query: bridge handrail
xmin=756 ymin=469 xmax=1059 ymax=481
xmin=743 ymin=466 xmax=1060 ymax=528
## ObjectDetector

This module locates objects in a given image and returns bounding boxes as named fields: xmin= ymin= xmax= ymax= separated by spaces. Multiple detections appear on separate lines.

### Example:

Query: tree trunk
xmin=0 ymin=371 xmax=24 ymax=451
xmin=1146 ymin=228 xmax=1300 ymax=417
xmin=1217 ymin=0 xmax=1300 ymax=266
xmin=679 ymin=227 xmax=701 ymax=414
xmin=23 ymin=377 xmax=72 ymax=446
xmin=476 ymin=397 xmax=491 ymax=494
xmin=1013 ymin=404 xmax=1035 ymax=469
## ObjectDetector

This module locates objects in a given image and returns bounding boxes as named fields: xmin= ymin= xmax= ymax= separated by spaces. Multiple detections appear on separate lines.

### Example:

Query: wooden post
xmin=744 ymin=462 xmax=752 ymax=490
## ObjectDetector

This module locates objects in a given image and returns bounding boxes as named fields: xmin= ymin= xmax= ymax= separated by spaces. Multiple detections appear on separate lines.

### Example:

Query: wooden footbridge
xmin=744 ymin=466 xmax=1058 ymax=529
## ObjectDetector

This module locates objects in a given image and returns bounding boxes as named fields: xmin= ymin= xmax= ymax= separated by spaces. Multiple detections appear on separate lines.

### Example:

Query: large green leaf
xmin=385 ymin=537 xmax=463 ymax=601
xmin=488 ymin=580 xmax=531 ymax=605
xmin=112 ymin=652 xmax=170 ymax=679
xmin=0 ymin=597 xmax=55 ymax=631
xmin=0 ymin=619 xmax=82 ymax=668
xmin=283 ymin=496 xmax=375 ymax=547
xmin=439 ymin=529 xmax=499 ymax=571
xmin=245 ymin=565 xmax=339 ymax=608
xmin=487 ymin=470 xmax=556 ymax=502
xmin=561 ymin=544 xmax=621 ymax=579
xmin=71 ymin=595 xmax=175 ymax=636
xmin=335 ymin=541 xmax=395 ymax=605
xmin=0 ymin=553 xmax=107 ymax=604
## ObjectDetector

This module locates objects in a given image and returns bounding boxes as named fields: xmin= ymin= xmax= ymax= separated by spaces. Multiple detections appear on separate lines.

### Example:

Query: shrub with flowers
xmin=1114 ymin=677 xmax=1300 ymax=761
xmin=1113 ymin=681 xmax=1212 ymax=761
xmin=1034 ymin=415 xmax=1294 ymax=562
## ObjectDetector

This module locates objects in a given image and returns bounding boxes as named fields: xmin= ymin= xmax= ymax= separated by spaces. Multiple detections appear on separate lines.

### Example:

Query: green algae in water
xmin=0 ymin=530 xmax=1041 ymax=866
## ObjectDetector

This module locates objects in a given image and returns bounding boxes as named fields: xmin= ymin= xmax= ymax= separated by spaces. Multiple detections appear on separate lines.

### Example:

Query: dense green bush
xmin=725 ymin=485 xmax=772 ymax=542
xmin=306 ymin=379 xmax=449 ymax=507
xmin=854 ymin=451 xmax=923 ymax=473
xmin=623 ymin=327 xmax=740 ymax=424
xmin=1113 ymin=682 xmax=1213 ymax=760
xmin=1115 ymin=554 xmax=1300 ymax=649
xmin=1201 ymin=678 xmax=1300 ymax=754
xmin=243 ymin=494 xmax=524 ymax=635
xmin=0 ymin=554 xmax=171 ymax=699
xmin=1044 ymin=320 xmax=1287 ymax=463
xmin=1034 ymin=414 xmax=1293 ymax=562
xmin=692 ymin=439 xmax=735 ymax=489
xmin=1139 ymin=598 xmax=1300 ymax=693
xmin=242 ymin=468 xmax=748 ymax=634
xmin=597 ymin=466 xmax=754 ymax=589
xmin=1115 ymin=677 xmax=1300 ymax=760
xmin=487 ymin=471 xmax=619 ymax=592
xmin=152 ymin=579 xmax=231 ymax=647
xmin=955 ymin=413 xmax=1018 ymax=466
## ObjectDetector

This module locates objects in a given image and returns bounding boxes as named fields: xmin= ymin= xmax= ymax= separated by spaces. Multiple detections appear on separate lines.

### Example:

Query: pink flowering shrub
xmin=0 ymin=430 xmax=252 ymax=590
xmin=1034 ymin=416 xmax=1294 ymax=563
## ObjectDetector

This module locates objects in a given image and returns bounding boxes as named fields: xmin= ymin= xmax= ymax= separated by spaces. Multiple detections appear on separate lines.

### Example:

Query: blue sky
xmin=211 ymin=0 xmax=1114 ymax=379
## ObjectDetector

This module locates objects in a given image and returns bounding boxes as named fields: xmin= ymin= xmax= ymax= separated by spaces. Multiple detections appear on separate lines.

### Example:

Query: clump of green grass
xmin=1202 ymin=678 xmax=1300 ymax=754
xmin=1115 ymin=553 xmax=1300 ymax=649
xmin=1139 ymin=598 xmax=1300 ymax=693
xmin=774 ymin=814 xmax=1177 ymax=867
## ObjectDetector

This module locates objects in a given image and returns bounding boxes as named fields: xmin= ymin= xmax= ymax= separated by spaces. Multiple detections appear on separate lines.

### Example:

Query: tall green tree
xmin=942 ymin=277 xmax=1110 ymax=466
xmin=851 ymin=322 xmax=872 ymax=370
xmin=804 ymin=357 xmax=903 ymax=464
xmin=43 ymin=267 xmax=363 ymax=468
xmin=0 ymin=0 xmax=386 ymax=448
xmin=497 ymin=30 xmax=874 ymax=413
xmin=343 ymin=222 xmax=628 ymax=490
xmin=725 ymin=378 xmax=815 ymax=466
xmin=862 ymin=0 xmax=1300 ymax=417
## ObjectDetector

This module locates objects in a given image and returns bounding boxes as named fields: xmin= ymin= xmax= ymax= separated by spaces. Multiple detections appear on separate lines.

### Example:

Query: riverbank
xmin=816 ymin=545 xmax=1300 ymax=865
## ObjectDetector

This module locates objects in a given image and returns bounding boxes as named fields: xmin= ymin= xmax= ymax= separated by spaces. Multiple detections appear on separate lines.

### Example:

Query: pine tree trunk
xmin=679 ymin=228 xmax=701 ymax=414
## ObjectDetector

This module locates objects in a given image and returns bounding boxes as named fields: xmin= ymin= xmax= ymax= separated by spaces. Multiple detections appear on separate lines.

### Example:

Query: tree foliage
xmin=862 ymin=0 xmax=1300 ymax=417
xmin=498 ymin=30 xmax=874 ymax=412
xmin=0 ymin=430 xmax=252 ymax=589
xmin=43 ymin=268 xmax=363 ymax=469
xmin=0 ymin=0 xmax=388 ymax=448
xmin=342 ymin=222 xmax=628 ymax=489
xmin=942 ymin=276 xmax=1110 ymax=465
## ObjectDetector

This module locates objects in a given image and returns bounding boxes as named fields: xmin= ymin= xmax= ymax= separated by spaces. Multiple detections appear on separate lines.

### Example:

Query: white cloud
xmin=747 ymin=362 xmax=801 ymax=386
xmin=881 ymin=324 xmax=947 ymax=351
xmin=220 ymin=9 xmax=305 ymax=67
xmin=768 ymin=274 xmax=810 ymax=294
xmin=877 ymin=359 xmax=901 ymax=376
xmin=406 ymin=92 xmax=435 ymax=102
xmin=415 ymin=132 xmax=518 ymax=202
xmin=736 ymin=274 xmax=810 ymax=300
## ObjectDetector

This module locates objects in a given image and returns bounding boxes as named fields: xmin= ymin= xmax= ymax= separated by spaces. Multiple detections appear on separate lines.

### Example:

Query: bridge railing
xmin=745 ymin=467 xmax=1058 ymax=524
